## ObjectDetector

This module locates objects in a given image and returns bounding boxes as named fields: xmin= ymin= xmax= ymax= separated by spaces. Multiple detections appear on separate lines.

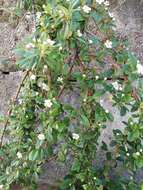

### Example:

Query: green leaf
xmin=107 ymin=112 xmax=114 ymax=121
xmin=71 ymin=159 xmax=81 ymax=172
xmin=80 ymin=114 xmax=90 ymax=126
xmin=92 ymin=90 xmax=105 ymax=99
xmin=106 ymin=152 xmax=112 ymax=160
xmin=120 ymin=106 xmax=127 ymax=116
xmin=141 ymin=183 xmax=143 ymax=190
xmin=127 ymin=130 xmax=140 ymax=142
xmin=101 ymin=141 xmax=108 ymax=151
xmin=131 ymin=102 xmax=140 ymax=112
xmin=0 ymin=114 xmax=5 ymax=122
xmin=29 ymin=149 xmax=39 ymax=161
xmin=97 ymin=186 xmax=103 ymax=190
xmin=135 ymin=158 xmax=143 ymax=168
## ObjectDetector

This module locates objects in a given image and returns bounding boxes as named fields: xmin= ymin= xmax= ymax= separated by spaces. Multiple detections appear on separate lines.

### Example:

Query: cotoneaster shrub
xmin=0 ymin=0 xmax=143 ymax=189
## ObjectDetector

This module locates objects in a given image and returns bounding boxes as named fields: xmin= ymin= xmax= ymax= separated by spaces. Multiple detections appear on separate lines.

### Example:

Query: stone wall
xmin=0 ymin=0 xmax=143 ymax=189
xmin=110 ymin=0 xmax=143 ymax=61
xmin=0 ymin=0 xmax=33 ymax=126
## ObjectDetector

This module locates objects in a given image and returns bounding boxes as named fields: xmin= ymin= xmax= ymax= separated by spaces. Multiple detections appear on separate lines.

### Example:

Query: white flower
xmin=59 ymin=46 xmax=63 ymax=51
xmin=47 ymin=38 xmax=55 ymax=45
xmin=112 ymin=81 xmax=119 ymax=90
xmin=140 ymin=149 xmax=143 ymax=153
xmin=43 ymin=5 xmax=46 ymax=9
xmin=112 ymin=26 xmax=116 ymax=31
xmin=105 ymin=109 xmax=109 ymax=113
xmin=18 ymin=99 xmax=23 ymax=104
xmin=112 ymin=81 xmax=121 ymax=90
xmin=52 ymin=97 xmax=56 ymax=101
xmin=44 ymin=38 xmax=55 ymax=46
xmin=36 ymin=12 xmax=41 ymax=22
xmin=43 ymin=65 xmax=48 ymax=73
xmin=83 ymin=98 xmax=87 ymax=102
xmin=89 ymin=39 xmax=93 ymax=44
xmin=57 ymin=77 xmax=63 ymax=83
xmin=96 ymin=0 xmax=105 ymax=4
xmin=36 ymin=12 xmax=41 ymax=20
xmin=17 ymin=152 xmax=22 ymax=159
xmin=58 ymin=10 xmax=64 ymax=17
xmin=31 ymin=26 xmax=36 ymax=33
xmin=116 ymin=133 xmax=120 ymax=136
xmin=0 ymin=185 xmax=3 ymax=189
xmin=43 ymin=41 xmax=47 ymax=45
xmin=121 ymin=93 xmax=125 ymax=97
xmin=82 ymin=5 xmax=91 ymax=13
xmin=43 ymin=65 xmax=48 ymax=70
xmin=109 ymin=13 xmax=115 ymax=21
xmin=44 ymin=65 xmax=48 ymax=69
xmin=23 ymin=162 xmax=27 ymax=167
xmin=51 ymin=25 xmax=55 ymax=29
xmin=100 ymin=99 xmax=104 ymax=106
xmin=82 ymin=74 xmax=86 ymax=78
xmin=25 ymin=12 xmax=31 ymax=20
xmin=104 ymin=1 xmax=109 ymax=6
xmin=72 ymin=133 xmax=79 ymax=140
xmin=126 ymin=153 xmax=130 ymax=156
xmin=136 ymin=152 xmax=140 ymax=156
xmin=104 ymin=77 xmax=107 ymax=81
xmin=108 ymin=12 xmax=114 ymax=18
xmin=41 ymin=83 xmax=49 ymax=91
xmin=119 ymin=86 xmax=122 ymax=91
xmin=104 ymin=40 xmax=112 ymax=48
xmin=30 ymin=74 xmax=36 ymax=80
xmin=95 ymin=75 xmax=99 ymax=80
xmin=130 ymin=176 xmax=133 ymax=180
xmin=137 ymin=63 xmax=143 ymax=75
xmin=38 ymin=133 xmax=45 ymax=141
xmin=25 ymin=43 xmax=35 ymax=49
xmin=44 ymin=99 xmax=53 ymax=108
xmin=77 ymin=30 xmax=82 ymax=37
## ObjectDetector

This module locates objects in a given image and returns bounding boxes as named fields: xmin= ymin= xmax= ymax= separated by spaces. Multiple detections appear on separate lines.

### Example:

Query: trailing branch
xmin=0 ymin=71 xmax=29 ymax=148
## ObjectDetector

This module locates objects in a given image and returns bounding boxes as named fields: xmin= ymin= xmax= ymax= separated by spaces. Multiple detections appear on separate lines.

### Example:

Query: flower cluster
xmin=44 ymin=99 xmax=53 ymax=108
xmin=104 ymin=40 xmax=112 ymax=48
xmin=38 ymin=133 xmax=45 ymax=141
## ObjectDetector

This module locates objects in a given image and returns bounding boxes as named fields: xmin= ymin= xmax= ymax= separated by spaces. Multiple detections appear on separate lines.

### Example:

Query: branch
xmin=45 ymin=154 xmax=58 ymax=163
xmin=0 ymin=71 xmax=29 ymax=148
xmin=131 ymin=87 xmax=140 ymax=101
xmin=57 ymin=64 xmax=74 ymax=99
xmin=56 ymin=49 xmax=77 ymax=99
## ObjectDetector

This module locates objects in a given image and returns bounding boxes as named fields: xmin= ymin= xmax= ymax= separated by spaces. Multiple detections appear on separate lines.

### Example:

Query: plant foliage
xmin=0 ymin=0 xmax=143 ymax=189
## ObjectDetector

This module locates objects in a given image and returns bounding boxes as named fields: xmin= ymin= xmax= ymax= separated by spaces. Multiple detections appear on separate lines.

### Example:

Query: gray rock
xmin=0 ymin=57 xmax=17 ymax=72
